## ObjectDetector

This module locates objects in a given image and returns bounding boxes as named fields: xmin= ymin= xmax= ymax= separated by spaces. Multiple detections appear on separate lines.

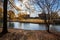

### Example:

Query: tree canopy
xmin=32 ymin=0 xmax=60 ymax=13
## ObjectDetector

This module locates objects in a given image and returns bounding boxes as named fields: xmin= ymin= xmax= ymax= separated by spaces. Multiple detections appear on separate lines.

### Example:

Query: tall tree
xmin=1 ymin=0 xmax=8 ymax=34
xmin=32 ymin=0 xmax=60 ymax=32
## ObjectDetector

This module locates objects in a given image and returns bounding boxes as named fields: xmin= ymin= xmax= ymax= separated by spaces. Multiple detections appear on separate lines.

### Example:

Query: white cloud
xmin=58 ymin=11 xmax=60 ymax=16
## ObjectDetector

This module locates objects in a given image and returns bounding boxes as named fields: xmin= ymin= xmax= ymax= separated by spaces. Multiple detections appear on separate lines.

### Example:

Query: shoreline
xmin=7 ymin=19 xmax=60 ymax=24
xmin=0 ymin=28 xmax=60 ymax=34
xmin=8 ymin=21 xmax=60 ymax=24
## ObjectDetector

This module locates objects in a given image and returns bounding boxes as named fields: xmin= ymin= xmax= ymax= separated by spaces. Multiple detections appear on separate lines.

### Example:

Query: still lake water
xmin=7 ymin=22 xmax=60 ymax=32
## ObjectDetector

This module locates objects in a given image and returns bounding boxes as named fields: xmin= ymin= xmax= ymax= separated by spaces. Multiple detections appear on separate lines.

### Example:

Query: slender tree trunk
xmin=44 ymin=11 xmax=50 ymax=33
xmin=46 ymin=22 xmax=50 ymax=32
xmin=1 ymin=0 xmax=8 ymax=34
xmin=46 ymin=10 xmax=50 ymax=32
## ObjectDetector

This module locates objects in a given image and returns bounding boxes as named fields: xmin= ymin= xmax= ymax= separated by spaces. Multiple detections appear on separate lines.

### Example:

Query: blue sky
xmin=12 ymin=0 xmax=60 ymax=17
xmin=15 ymin=0 xmax=60 ymax=11
xmin=0 ymin=0 xmax=60 ymax=12
xmin=0 ymin=0 xmax=60 ymax=17
xmin=14 ymin=0 xmax=42 ymax=12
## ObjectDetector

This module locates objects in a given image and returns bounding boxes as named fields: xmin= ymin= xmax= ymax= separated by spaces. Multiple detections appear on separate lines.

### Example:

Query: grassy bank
xmin=8 ymin=19 xmax=45 ymax=24
xmin=8 ymin=19 xmax=60 ymax=24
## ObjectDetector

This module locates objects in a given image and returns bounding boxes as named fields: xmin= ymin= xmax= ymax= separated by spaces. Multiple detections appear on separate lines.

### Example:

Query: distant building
xmin=38 ymin=12 xmax=59 ymax=20
xmin=24 ymin=14 xmax=30 ymax=19
xmin=38 ymin=13 xmax=50 ymax=20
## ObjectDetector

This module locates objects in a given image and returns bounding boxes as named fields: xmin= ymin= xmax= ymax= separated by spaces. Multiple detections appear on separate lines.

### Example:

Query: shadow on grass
xmin=0 ymin=32 xmax=9 ymax=37
xmin=48 ymin=31 xmax=60 ymax=38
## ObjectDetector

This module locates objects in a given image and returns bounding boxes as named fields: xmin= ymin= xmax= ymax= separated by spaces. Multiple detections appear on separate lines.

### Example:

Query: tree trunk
xmin=1 ymin=0 xmax=8 ymax=34
xmin=46 ymin=23 xmax=50 ymax=32
xmin=44 ymin=12 xmax=50 ymax=33
xmin=47 ymin=11 xmax=50 ymax=32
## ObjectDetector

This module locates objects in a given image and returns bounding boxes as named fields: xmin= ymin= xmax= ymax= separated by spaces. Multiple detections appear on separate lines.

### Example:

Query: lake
xmin=7 ymin=22 xmax=60 ymax=32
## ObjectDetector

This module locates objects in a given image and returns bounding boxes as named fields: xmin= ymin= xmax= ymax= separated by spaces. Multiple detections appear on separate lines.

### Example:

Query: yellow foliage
xmin=7 ymin=10 xmax=15 ymax=20
xmin=0 ymin=7 xmax=3 ymax=13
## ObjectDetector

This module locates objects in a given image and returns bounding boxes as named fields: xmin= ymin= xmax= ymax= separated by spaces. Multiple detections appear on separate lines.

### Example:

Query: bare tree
xmin=32 ymin=0 xmax=60 ymax=32
xmin=8 ymin=0 xmax=22 ymax=11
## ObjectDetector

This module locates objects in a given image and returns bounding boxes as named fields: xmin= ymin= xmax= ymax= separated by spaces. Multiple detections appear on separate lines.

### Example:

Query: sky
xmin=0 ymin=0 xmax=60 ymax=17
xmin=13 ymin=0 xmax=60 ymax=17
xmin=13 ymin=0 xmax=42 ymax=17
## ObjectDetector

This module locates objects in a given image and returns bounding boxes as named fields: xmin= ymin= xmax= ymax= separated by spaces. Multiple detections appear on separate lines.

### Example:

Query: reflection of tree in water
xmin=50 ymin=25 xmax=60 ymax=32
xmin=24 ymin=23 xmax=30 ymax=28
xmin=9 ymin=22 xmax=14 ymax=28
xmin=39 ymin=24 xmax=46 ymax=30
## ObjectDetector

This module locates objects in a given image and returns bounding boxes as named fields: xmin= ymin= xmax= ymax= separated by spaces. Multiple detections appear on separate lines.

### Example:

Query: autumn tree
xmin=0 ymin=7 xmax=3 ymax=20
xmin=8 ymin=10 xmax=15 ymax=21
xmin=18 ymin=11 xmax=28 ymax=20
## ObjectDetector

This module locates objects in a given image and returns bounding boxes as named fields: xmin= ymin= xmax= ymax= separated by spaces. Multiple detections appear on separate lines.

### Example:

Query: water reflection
xmin=50 ymin=25 xmax=60 ymax=32
xmin=8 ymin=22 xmax=46 ymax=30
xmin=7 ymin=22 xmax=60 ymax=32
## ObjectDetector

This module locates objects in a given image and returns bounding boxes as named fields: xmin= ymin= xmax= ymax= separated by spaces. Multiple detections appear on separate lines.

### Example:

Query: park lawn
xmin=0 ymin=28 xmax=60 ymax=40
